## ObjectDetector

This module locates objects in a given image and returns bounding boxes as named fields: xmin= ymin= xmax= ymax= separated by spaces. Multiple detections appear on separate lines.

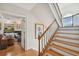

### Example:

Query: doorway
xmin=0 ymin=13 xmax=26 ymax=50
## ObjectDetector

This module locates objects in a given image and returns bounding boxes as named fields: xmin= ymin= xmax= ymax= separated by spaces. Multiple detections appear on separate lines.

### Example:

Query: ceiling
xmin=12 ymin=3 xmax=36 ymax=10
xmin=14 ymin=3 xmax=79 ymax=18
xmin=58 ymin=3 xmax=79 ymax=18
xmin=0 ymin=3 xmax=37 ymax=17
xmin=1 ymin=3 xmax=79 ymax=18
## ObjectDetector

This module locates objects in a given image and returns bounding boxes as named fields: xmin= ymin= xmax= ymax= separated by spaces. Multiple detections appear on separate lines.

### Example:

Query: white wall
xmin=31 ymin=4 xmax=55 ymax=29
xmin=26 ymin=4 xmax=58 ymax=51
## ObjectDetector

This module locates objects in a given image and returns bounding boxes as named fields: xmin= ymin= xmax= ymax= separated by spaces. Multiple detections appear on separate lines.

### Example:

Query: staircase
xmin=44 ymin=27 xmax=79 ymax=56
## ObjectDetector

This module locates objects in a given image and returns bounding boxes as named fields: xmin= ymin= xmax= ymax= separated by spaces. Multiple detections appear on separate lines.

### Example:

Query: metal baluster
xmin=72 ymin=15 xmax=73 ymax=27
xmin=41 ymin=38 xmax=43 ymax=53
xmin=44 ymin=35 xmax=45 ymax=50
xmin=45 ymin=32 xmax=47 ymax=46
xmin=38 ymin=35 xmax=40 ymax=56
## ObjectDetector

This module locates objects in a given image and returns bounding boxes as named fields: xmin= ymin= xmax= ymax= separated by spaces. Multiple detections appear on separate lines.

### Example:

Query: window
xmin=73 ymin=14 xmax=79 ymax=26
xmin=62 ymin=16 xmax=72 ymax=27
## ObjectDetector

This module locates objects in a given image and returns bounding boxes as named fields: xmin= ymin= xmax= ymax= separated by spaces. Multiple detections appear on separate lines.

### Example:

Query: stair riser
xmin=49 ymin=45 xmax=79 ymax=56
xmin=52 ymin=42 xmax=79 ymax=52
xmin=54 ymin=37 xmax=79 ymax=44
xmin=54 ymin=40 xmax=79 ymax=47
xmin=55 ymin=34 xmax=79 ymax=39
xmin=48 ymin=47 xmax=72 ymax=56
xmin=57 ymin=31 xmax=79 ymax=34
xmin=59 ymin=29 xmax=79 ymax=31
xmin=59 ymin=27 xmax=79 ymax=30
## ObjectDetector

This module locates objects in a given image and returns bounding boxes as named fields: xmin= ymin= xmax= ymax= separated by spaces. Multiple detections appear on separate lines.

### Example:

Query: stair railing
xmin=38 ymin=20 xmax=58 ymax=56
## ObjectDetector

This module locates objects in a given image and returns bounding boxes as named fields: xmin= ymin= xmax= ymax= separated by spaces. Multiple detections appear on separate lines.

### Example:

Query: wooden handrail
xmin=38 ymin=20 xmax=55 ymax=40
xmin=38 ymin=20 xmax=56 ymax=56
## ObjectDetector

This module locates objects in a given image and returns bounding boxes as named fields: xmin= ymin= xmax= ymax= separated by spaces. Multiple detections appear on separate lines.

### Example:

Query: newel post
xmin=38 ymin=35 xmax=41 ymax=56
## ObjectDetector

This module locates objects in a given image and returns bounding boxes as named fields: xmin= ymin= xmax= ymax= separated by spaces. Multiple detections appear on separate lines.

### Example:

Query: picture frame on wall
xmin=35 ymin=23 xmax=44 ymax=39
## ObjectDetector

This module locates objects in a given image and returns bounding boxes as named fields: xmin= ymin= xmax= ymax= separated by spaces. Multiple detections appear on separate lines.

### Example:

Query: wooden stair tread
xmin=54 ymin=40 xmax=79 ymax=47
xmin=50 ymin=44 xmax=79 ymax=56
xmin=55 ymin=35 xmax=79 ymax=40
xmin=45 ymin=49 xmax=63 ymax=56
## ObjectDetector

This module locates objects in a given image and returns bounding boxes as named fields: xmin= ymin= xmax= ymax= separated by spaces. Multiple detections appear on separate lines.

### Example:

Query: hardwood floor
xmin=0 ymin=42 xmax=38 ymax=56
